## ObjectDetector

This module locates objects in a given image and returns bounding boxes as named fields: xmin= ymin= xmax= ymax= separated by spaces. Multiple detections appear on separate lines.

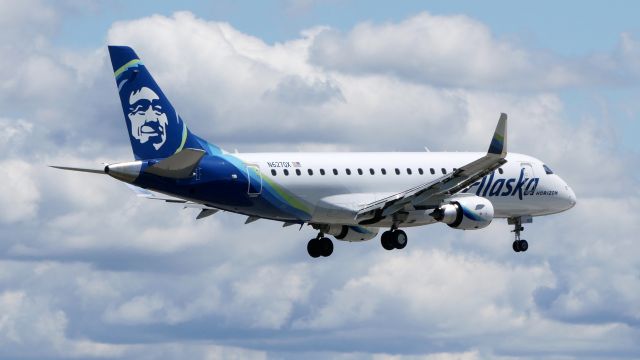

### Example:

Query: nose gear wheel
xmin=510 ymin=217 xmax=528 ymax=253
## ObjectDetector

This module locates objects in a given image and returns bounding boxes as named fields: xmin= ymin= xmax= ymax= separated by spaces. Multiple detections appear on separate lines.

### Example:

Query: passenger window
xmin=284 ymin=169 xmax=289 ymax=176
xmin=395 ymin=168 xmax=400 ymax=175
xmin=357 ymin=168 xmax=363 ymax=175
xmin=498 ymin=168 xmax=504 ymax=174
xmin=346 ymin=168 xmax=352 ymax=175
xmin=430 ymin=168 xmax=435 ymax=175
xmin=441 ymin=168 xmax=446 ymax=174
xmin=271 ymin=169 xmax=276 ymax=176
xmin=296 ymin=169 xmax=301 ymax=176
xmin=418 ymin=168 xmax=424 ymax=175
xmin=320 ymin=169 xmax=326 ymax=175
xmin=308 ymin=169 xmax=313 ymax=176
xmin=333 ymin=169 xmax=338 ymax=175
xmin=407 ymin=168 xmax=412 ymax=175
xmin=381 ymin=168 xmax=387 ymax=175
xmin=543 ymin=164 xmax=554 ymax=175
xmin=369 ymin=168 xmax=375 ymax=175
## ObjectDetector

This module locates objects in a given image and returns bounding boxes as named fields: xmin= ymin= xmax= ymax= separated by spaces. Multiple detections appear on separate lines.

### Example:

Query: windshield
xmin=543 ymin=164 xmax=554 ymax=175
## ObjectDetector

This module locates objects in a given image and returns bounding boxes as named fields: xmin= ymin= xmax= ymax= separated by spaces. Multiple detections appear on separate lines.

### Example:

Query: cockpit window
xmin=543 ymin=164 xmax=554 ymax=175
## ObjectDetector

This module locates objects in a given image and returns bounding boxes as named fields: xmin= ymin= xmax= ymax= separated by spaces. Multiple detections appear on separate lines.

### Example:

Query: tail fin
xmin=108 ymin=46 xmax=218 ymax=160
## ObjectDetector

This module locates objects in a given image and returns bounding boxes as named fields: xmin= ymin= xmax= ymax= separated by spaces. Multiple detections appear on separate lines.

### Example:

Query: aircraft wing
xmin=355 ymin=113 xmax=508 ymax=224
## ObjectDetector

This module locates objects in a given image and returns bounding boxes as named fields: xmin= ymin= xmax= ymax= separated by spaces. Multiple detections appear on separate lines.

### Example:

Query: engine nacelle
xmin=320 ymin=224 xmax=379 ymax=242
xmin=431 ymin=195 xmax=494 ymax=230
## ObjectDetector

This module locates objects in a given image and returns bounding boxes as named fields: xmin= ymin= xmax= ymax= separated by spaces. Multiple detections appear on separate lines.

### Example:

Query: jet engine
xmin=431 ymin=195 xmax=494 ymax=230
xmin=319 ymin=224 xmax=379 ymax=242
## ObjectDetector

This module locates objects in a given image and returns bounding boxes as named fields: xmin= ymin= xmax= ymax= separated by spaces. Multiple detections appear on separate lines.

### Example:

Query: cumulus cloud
xmin=229 ymin=264 xmax=312 ymax=329
xmin=0 ymin=160 xmax=39 ymax=223
xmin=1 ymin=7 xmax=640 ymax=360
xmin=0 ymin=289 xmax=126 ymax=358
xmin=308 ymin=12 xmax=585 ymax=90
xmin=263 ymin=75 xmax=345 ymax=105
xmin=308 ymin=12 xmax=640 ymax=91
xmin=296 ymin=250 xmax=554 ymax=331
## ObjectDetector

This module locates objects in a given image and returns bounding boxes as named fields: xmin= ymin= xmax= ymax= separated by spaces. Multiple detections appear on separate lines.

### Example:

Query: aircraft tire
xmin=321 ymin=237 xmax=334 ymax=257
xmin=307 ymin=239 xmax=321 ymax=258
xmin=393 ymin=230 xmax=407 ymax=249
xmin=512 ymin=240 xmax=528 ymax=252
xmin=512 ymin=241 xmax=520 ymax=252
xmin=518 ymin=239 xmax=528 ymax=252
xmin=381 ymin=231 xmax=395 ymax=250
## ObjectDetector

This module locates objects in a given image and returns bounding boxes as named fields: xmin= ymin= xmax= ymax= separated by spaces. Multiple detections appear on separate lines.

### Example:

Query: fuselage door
xmin=247 ymin=165 xmax=262 ymax=197
xmin=520 ymin=162 xmax=534 ymax=178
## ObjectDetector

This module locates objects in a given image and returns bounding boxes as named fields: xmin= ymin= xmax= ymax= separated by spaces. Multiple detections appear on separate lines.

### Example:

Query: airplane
xmin=53 ymin=46 xmax=577 ymax=258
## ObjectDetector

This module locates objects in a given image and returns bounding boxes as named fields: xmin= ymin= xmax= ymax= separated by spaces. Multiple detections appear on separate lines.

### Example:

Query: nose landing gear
xmin=509 ymin=216 xmax=530 ymax=253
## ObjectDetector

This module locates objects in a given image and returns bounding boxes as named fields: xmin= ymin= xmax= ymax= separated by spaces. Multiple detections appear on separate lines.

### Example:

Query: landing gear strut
xmin=509 ymin=217 xmax=528 ymax=253
xmin=307 ymin=232 xmax=333 ymax=258
xmin=380 ymin=226 xmax=407 ymax=251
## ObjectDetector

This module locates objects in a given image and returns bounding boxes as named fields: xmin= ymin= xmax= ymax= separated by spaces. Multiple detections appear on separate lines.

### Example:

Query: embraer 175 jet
xmin=54 ymin=46 xmax=577 ymax=258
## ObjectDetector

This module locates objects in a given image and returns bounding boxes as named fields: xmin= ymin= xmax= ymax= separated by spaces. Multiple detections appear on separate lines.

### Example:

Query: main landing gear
xmin=509 ymin=217 xmax=528 ymax=253
xmin=380 ymin=228 xmax=407 ymax=250
xmin=307 ymin=233 xmax=333 ymax=258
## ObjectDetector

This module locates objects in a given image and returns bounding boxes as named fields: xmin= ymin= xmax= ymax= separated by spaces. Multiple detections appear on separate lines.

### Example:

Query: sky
xmin=0 ymin=0 xmax=639 ymax=359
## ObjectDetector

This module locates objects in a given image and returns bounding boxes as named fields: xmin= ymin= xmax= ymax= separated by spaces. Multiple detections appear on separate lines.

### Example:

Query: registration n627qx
xmin=54 ymin=46 xmax=577 ymax=258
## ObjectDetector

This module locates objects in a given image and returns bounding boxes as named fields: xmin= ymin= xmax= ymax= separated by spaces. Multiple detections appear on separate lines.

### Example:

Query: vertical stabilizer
xmin=108 ymin=46 xmax=218 ymax=160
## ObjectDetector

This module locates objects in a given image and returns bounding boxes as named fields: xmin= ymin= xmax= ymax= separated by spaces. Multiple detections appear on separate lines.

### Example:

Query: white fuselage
xmin=234 ymin=151 xmax=576 ymax=227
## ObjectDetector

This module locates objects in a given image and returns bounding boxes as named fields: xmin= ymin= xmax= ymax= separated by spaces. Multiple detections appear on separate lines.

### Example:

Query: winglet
xmin=487 ymin=113 xmax=507 ymax=157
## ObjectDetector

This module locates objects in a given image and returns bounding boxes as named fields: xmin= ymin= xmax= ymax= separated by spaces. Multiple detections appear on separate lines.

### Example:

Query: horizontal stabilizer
xmin=125 ymin=184 xmax=154 ymax=197
xmin=126 ymin=184 xmax=189 ymax=203
xmin=125 ymin=185 xmax=222 ymax=217
xmin=50 ymin=165 xmax=105 ymax=174
xmin=144 ymin=148 xmax=205 ymax=179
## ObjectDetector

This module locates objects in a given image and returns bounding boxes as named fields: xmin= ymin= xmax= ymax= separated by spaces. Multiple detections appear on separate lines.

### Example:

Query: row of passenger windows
xmin=269 ymin=167 xmax=504 ymax=177
xmin=270 ymin=167 xmax=505 ymax=177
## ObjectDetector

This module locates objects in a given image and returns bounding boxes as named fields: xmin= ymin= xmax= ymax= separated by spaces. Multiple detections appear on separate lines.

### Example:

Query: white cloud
xmin=229 ymin=264 xmax=312 ymax=329
xmin=296 ymin=250 xmax=553 ymax=332
xmin=371 ymin=351 xmax=481 ymax=360
xmin=0 ymin=0 xmax=58 ymax=47
xmin=309 ymin=12 xmax=585 ymax=90
xmin=263 ymin=75 xmax=345 ymax=105
xmin=0 ymin=160 xmax=39 ymax=223
xmin=0 ymin=289 xmax=127 ymax=358
xmin=0 ymin=118 xmax=33 ymax=155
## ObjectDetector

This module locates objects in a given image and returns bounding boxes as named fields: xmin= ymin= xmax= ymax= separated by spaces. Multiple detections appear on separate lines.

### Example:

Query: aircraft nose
xmin=563 ymin=182 xmax=577 ymax=209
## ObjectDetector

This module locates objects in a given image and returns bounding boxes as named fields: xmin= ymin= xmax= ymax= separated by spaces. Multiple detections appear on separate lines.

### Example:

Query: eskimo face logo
xmin=127 ymin=87 xmax=168 ymax=150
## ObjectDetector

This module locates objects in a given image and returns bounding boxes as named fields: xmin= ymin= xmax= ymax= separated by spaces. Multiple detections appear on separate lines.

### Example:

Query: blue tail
xmin=108 ymin=46 xmax=219 ymax=160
